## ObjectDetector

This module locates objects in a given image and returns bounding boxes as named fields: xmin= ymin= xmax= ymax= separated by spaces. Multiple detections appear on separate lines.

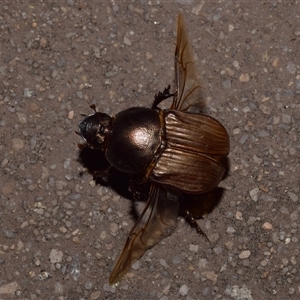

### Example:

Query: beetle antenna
xmin=90 ymin=104 xmax=97 ymax=112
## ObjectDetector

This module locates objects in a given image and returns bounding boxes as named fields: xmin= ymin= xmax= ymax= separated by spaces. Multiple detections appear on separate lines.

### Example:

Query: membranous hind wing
xmin=109 ymin=185 xmax=180 ymax=285
xmin=172 ymin=14 xmax=206 ymax=112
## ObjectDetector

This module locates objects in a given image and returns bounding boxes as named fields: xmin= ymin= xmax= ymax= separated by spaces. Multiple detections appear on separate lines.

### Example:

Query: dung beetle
xmin=78 ymin=14 xmax=229 ymax=285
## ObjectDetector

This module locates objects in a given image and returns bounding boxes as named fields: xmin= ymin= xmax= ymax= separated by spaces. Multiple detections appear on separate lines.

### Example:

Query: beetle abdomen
xmin=106 ymin=107 xmax=162 ymax=173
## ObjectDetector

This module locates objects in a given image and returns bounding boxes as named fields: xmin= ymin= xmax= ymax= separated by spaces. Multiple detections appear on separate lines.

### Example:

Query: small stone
xmin=11 ymin=138 xmax=24 ymax=151
xmin=40 ymin=37 xmax=48 ymax=47
xmin=0 ymin=282 xmax=21 ymax=294
xmin=239 ymin=134 xmax=249 ymax=144
xmin=162 ymin=283 xmax=171 ymax=295
xmin=222 ymin=79 xmax=231 ymax=89
xmin=110 ymin=223 xmax=118 ymax=235
xmin=280 ymin=206 xmax=289 ymax=215
xmin=239 ymin=250 xmax=251 ymax=259
xmin=49 ymin=249 xmax=63 ymax=264
xmin=272 ymin=57 xmax=279 ymax=68
xmin=235 ymin=211 xmax=243 ymax=220
xmin=90 ymin=291 xmax=101 ymax=300
xmin=226 ymin=226 xmax=236 ymax=234
xmin=68 ymin=111 xmax=74 ymax=119
xmin=16 ymin=112 xmax=27 ymax=124
xmin=123 ymin=36 xmax=132 ymax=46
xmin=191 ymin=2 xmax=205 ymax=15
xmin=286 ymin=62 xmax=296 ymax=74
xmin=202 ymin=271 xmax=217 ymax=283
xmin=262 ymin=222 xmax=273 ymax=230
xmin=103 ymin=283 xmax=116 ymax=293
xmin=239 ymin=73 xmax=250 ymax=82
xmin=54 ymin=282 xmax=64 ymax=295
xmin=213 ymin=246 xmax=223 ymax=255
xmin=199 ymin=258 xmax=207 ymax=269
xmin=146 ymin=52 xmax=153 ymax=60
xmin=225 ymin=67 xmax=235 ymax=76
xmin=258 ymin=130 xmax=270 ymax=137
xmin=159 ymin=259 xmax=169 ymax=268
xmin=290 ymin=211 xmax=298 ymax=222
xmin=260 ymin=260 xmax=268 ymax=267
xmin=189 ymin=244 xmax=199 ymax=253
xmin=179 ymin=284 xmax=189 ymax=296
xmin=132 ymin=260 xmax=140 ymax=270
xmin=23 ymin=87 xmax=33 ymax=98
xmin=232 ymin=60 xmax=240 ymax=70
xmin=30 ymin=103 xmax=39 ymax=111
xmin=228 ymin=24 xmax=235 ymax=31
xmin=172 ymin=255 xmax=182 ymax=265
xmin=282 ymin=114 xmax=291 ymax=124
xmin=225 ymin=241 xmax=234 ymax=250
xmin=233 ymin=128 xmax=241 ymax=135
xmin=76 ymin=91 xmax=83 ymax=99
xmin=287 ymin=192 xmax=298 ymax=202
xmin=250 ymin=188 xmax=259 ymax=202
xmin=259 ymin=104 xmax=271 ymax=115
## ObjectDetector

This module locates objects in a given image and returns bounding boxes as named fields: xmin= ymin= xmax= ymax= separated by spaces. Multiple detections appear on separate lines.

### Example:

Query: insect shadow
xmin=78 ymin=145 xmax=229 ymax=224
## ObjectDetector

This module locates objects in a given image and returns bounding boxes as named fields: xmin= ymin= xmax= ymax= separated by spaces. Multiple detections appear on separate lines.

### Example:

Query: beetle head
xmin=78 ymin=112 xmax=112 ymax=150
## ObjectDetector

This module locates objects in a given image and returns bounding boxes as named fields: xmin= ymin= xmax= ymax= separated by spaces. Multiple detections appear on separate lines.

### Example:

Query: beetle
xmin=78 ymin=14 xmax=230 ymax=285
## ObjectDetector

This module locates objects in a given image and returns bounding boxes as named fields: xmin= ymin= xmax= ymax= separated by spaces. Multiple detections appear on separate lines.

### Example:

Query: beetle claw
xmin=152 ymin=84 xmax=176 ymax=109
xmin=185 ymin=210 xmax=210 ymax=242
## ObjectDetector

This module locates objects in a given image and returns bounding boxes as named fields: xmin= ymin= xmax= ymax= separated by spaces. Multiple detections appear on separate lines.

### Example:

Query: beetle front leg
xmin=128 ymin=179 xmax=149 ymax=202
xmin=152 ymin=85 xmax=177 ymax=109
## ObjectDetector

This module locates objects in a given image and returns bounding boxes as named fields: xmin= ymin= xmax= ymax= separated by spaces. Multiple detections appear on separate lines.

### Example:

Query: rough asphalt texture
xmin=1 ymin=1 xmax=299 ymax=299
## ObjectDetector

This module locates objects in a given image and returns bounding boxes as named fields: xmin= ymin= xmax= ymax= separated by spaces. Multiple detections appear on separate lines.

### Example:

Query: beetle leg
xmin=93 ymin=166 xmax=112 ymax=184
xmin=185 ymin=210 xmax=209 ymax=242
xmin=128 ymin=179 xmax=149 ymax=202
xmin=152 ymin=85 xmax=177 ymax=108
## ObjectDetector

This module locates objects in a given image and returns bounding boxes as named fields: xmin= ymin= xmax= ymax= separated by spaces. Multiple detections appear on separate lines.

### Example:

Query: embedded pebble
xmin=202 ymin=271 xmax=217 ymax=283
xmin=172 ymin=255 xmax=182 ymax=265
xmin=132 ymin=260 xmax=140 ymax=270
xmin=222 ymin=79 xmax=231 ymax=89
xmin=262 ymin=222 xmax=273 ymax=230
xmin=123 ymin=36 xmax=132 ymax=46
xmin=103 ymin=283 xmax=116 ymax=293
xmin=282 ymin=114 xmax=291 ymax=124
xmin=239 ymin=134 xmax=249 ymax=144
xmin=0 ymin=282 xmax=21 ymax=295
xmin=225 ymin=285 xmax=252 ymax=300
xmin=49 ymin=249 xmax=63 ymax=264
xmin=249 ymin=188 xmax=259 ymax=202
xmin=199 ymin=258 xmax=208 ymax=269
xmin=90 ymin=291 xmax=101 ymax=299
xmin=213 ymin=246 xmax=223 ymax=255
xmin=179 ymin=284 xmax=189 ymax=296
xmin=239 ymin=73 xmax=250 ymax=82
xmin=160 ymin=259 xmax=169 ymax=268
xmin=11 ymin=138 xmax=24 ymax=151
xmin=286 ymin=62 xmax=296 ymax=74
xmin=16 ymin=112 xmax=27 ymax=124
xmin=226 ymin=226 xmax=236 ymax=234
xmin=189 ymin=244 xmax=199 ymax=253
xmin=239 ymin=250 xmax=251 ymax=259
xmin=287 ymin=192 xmax=298 ymax=202
xmin=54 ymin=282 xmax=64 ymax=295
xmin=23 ymin=88 xmax=34 ymax=98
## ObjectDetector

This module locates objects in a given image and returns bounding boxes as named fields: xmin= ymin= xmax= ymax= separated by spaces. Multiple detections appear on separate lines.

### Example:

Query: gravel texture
xmin=0 ymin=1 xmax=299 ymax=299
